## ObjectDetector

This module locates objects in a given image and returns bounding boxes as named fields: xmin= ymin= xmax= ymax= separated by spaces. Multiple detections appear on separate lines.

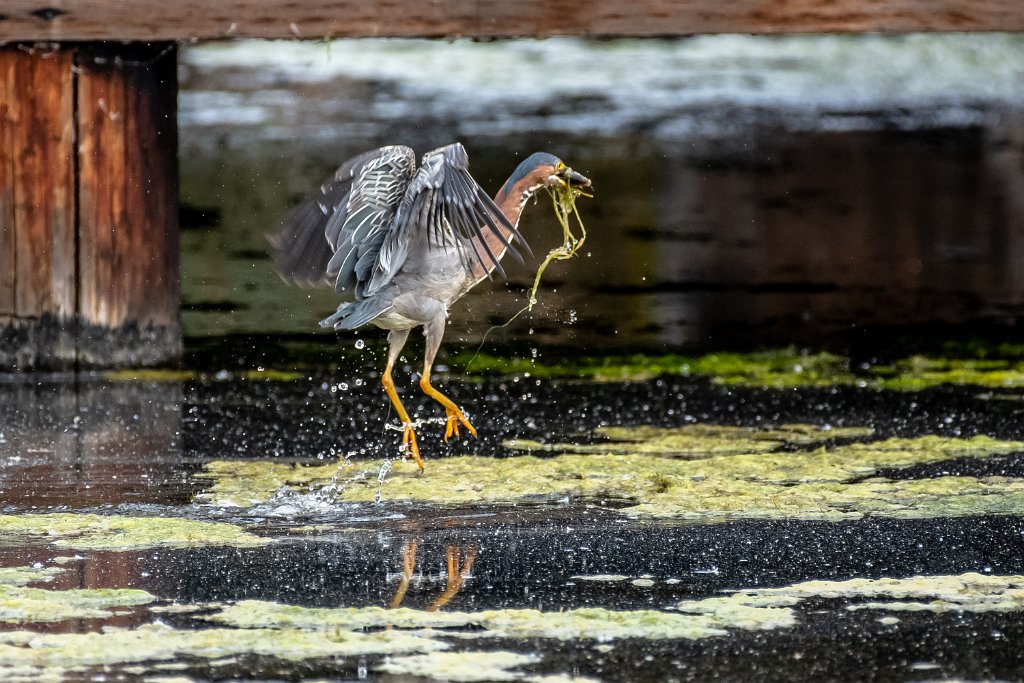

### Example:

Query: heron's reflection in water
xmin=388 ymin=539 xmax=478 ymax=612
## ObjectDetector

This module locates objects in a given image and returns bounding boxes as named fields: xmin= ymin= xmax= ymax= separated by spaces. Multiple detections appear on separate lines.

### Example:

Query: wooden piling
xmin=0 ymin=43 xmax=179 ymax=370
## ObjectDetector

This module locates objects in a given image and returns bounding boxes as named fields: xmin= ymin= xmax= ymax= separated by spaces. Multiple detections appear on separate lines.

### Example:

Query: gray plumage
xmin=271 ymin=141 xmax=590 ymax=470
xmin=272 ymin=142 xmax=529 ymax=331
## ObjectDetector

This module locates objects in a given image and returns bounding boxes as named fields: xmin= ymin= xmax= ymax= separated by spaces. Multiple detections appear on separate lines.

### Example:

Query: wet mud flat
xmin=4 ymin=349 xmax=1024 ymax=681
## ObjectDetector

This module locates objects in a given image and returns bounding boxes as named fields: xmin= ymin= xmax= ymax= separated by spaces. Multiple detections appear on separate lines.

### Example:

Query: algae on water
xmin=0 ymin=584 xmax=154 ymax=624
xmin=3 ymin=566 xmax=1021 ymax=681
xmin=377 ymin=651 xmax=540 ymax=682
xmin=197 ymin=426 xmax=1024 ymax=522
xmin=450 ymin=346 xmax=1024 ymax=389
xmin=0 ymin=622 xmax=446 ymax=682
xmin=103 ymin=368 xmax=304 ymax=382
xmin=509 ymin=423 xmax=874 ymax=458
xmin=208 ymin=601 xmax=735 ymax=641
xmin=0 ymin=564 xmax=154 ymax=624
xmin=0 ymin=566 xmax=65 ymax=587
xmin=681 ymin=572 xmax=1024 ymax=615
xmin=0 ymin=513 xmax=270 ymax=550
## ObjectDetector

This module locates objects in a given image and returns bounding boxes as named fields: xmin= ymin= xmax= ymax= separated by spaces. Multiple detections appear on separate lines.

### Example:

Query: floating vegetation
xmin=197 ymin=427 xmax=1024 ymax=522
xmin=103 ymin=368 xmax=304 ymax=382
xmin=99 ymin=345 xmax=1024 ymax=389
xmin=0 ymin=622 xmax=445 ymax=682
xmin=0 ymin=583 xmax=154 ymax=624
xmin=510 ymin=424 xmax=875 ymax=458
xmin=682 ymin=572 xmax=1024 ymax=615
xmin=103 ymin=369 xmax=198 ymax=382
xmin=0 ymin=564 xmax=154 ymax=624
xmin=207 ymin=602 xmax=478 ymax=631
xmin=0 ymin=514 xmax=271 ymax=550
xmin=207 ymin=600 xmax=784 ymax=641
xmin=447 ymin=346 xmax=1024 ymax=389
xmin=0 ymin=566 xmax=65 ymax=587
xmin=377 ymin=651 xmax=541 ymax=682
xmin=2 ymin=565 xmax=1017 ymax=681
xmin=873 ymin=355 xmax=1024 ymax=391
xmin=197 ymin=461 xmax=346 ymax=509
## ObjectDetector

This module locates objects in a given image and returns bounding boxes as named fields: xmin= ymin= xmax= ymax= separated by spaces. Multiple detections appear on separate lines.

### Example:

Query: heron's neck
xmin=468 ymin=176 xmax=540 ymax=282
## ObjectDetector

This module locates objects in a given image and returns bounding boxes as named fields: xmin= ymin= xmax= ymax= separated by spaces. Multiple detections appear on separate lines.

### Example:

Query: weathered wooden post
xmin=0 ymin=42 xmax=179 ymax=370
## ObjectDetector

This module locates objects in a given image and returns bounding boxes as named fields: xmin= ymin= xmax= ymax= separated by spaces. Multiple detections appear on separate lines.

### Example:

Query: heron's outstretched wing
xmin=366 ymin=143 xmax=530 ymax=296
xmin=269 ymin=146 xmax=416 ymax=292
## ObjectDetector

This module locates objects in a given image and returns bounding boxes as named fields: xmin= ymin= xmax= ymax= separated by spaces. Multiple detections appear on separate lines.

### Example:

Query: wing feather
xmin=273 ymin=142 xmax=531 ymax=310
xmin=363 ymin=143 xmax=530 ymax=296
xmin=269 ymin=146 xmax=415 ymax=292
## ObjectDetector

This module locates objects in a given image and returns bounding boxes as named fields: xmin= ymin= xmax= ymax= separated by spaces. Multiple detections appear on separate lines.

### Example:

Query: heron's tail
xmin=319 ymin=300 xmax=391 ymax=330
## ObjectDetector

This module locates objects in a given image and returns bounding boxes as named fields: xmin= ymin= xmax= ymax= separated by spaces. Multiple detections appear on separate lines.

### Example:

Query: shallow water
xmin=3 ymin=362 xmax=1024 ymax=680
xmin=6 ymin=35 xmax=1024 ymax=681
xmin=179 ymin=35 xmax=1024 ymax=349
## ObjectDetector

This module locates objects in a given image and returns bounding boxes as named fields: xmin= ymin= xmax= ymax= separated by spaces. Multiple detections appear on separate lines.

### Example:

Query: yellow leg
xmin=420 ymin=368 xmax=477 ymax=442
xmin=383 ymin=358 xmax=423 ymax=472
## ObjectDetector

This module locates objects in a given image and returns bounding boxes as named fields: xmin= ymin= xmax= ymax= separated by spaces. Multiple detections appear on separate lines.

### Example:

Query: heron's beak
xmin=564 ymin=169 xmax=591 ymax=189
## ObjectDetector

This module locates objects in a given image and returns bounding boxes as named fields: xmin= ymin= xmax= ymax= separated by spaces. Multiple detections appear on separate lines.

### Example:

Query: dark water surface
xmin=178 ymin=36 xmax=1024 ymax=350
xmin=3 ymin=371 xmax=1024 ymax=680
xmin=5 ymin=35 xmax=1024 ymax=682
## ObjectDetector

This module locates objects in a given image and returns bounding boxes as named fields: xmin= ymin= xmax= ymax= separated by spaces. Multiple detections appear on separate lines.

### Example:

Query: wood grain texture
xmin=76 ymin=43 xmax=179 ymax=331
xmin=0 ymin=43 xmax=180 ymax=369
xmin=0 ymin=46 xmax=76 ymax=321
xmin=0 ymin=0 xmax=1022 ymax=39
xmin=0 ymin=53 xmax=14 ymax=316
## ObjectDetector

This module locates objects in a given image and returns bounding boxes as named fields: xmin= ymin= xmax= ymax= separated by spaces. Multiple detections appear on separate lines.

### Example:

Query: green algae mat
xmin=196 ymin=425 xmax=1024 ymax=522
xmin=0 ymin=513 xmax=269 ymax=551
xmin=2 ymin=561 xmax=1023 ymax=682
xmin=450 ymin=346 xmax=1024 ymax=388
xmin=0 ymin=565 xmax=153 ymax=624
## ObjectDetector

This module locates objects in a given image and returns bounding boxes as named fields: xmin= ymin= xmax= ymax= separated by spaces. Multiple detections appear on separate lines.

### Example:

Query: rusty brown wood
xmin=75 ymin=43 xmax=180 ymax=366
xmin=7 ymin=46 xmax=76 ymax=321
xmin=1 ymin=0 xmax=1022 ymax=39
xmin=0 ymin=53 xmax=14 ymax=317
xmin=0 ymin=43 xmax=179 ymax=369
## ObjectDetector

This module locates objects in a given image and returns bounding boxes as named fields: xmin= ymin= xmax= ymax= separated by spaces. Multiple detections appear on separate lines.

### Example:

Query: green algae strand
xmin=0 ymin=513 xmax=271 ymax=550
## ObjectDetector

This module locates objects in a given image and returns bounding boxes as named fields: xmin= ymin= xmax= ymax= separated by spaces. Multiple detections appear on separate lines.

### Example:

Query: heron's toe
xmin=401 ymin=423 xmax=424 ymax=471
xmin=444 ymin=408 xmax=476 ymax=442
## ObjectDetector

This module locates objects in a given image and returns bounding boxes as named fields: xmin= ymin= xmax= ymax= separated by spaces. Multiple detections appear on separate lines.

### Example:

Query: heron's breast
xmin=371 ymin=308 xmax=423 ymax=330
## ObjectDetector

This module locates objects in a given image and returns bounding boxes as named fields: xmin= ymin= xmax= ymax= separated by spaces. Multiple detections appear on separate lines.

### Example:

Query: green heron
xmin=272 ymin=143 xmax=591 ymax=470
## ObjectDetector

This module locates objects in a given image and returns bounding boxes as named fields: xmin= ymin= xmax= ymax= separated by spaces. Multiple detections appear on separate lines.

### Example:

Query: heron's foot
xmin=401 ymin=423 xmax=424 ymax=472
xmin=443 ymin=407 xmax=477 ymax=442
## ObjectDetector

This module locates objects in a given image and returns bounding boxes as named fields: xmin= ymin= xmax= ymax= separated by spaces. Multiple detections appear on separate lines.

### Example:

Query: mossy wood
xmin=0 ymin=43 xmax=179 ymax=369
xmin=1 ymin=0 xmax=1022 ymax=38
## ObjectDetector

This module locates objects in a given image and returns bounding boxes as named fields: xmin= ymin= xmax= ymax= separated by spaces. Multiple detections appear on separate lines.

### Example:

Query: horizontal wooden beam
xmin=1 ymin=0 xmax=1022 ymax=40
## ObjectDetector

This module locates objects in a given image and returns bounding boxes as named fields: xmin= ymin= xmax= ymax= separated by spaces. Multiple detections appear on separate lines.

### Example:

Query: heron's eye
xmin=556 ymin=162 xmax=566 ymax=172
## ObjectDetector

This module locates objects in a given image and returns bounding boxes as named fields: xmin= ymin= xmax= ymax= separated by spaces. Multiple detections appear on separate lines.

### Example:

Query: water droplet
xmin=355 ymin=339 xmax=365 ymax=350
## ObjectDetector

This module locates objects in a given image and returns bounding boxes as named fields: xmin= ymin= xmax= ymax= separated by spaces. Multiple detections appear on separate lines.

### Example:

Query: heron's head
xmin=544 ymin=158 xmax=592 ymax=191
xmin=503 ymin=152 xmax=592 ymax=201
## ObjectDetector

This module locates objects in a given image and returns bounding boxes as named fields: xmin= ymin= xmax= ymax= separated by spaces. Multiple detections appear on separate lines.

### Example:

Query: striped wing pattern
xmin=272 ymin=142 xmax=529 ymax=304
